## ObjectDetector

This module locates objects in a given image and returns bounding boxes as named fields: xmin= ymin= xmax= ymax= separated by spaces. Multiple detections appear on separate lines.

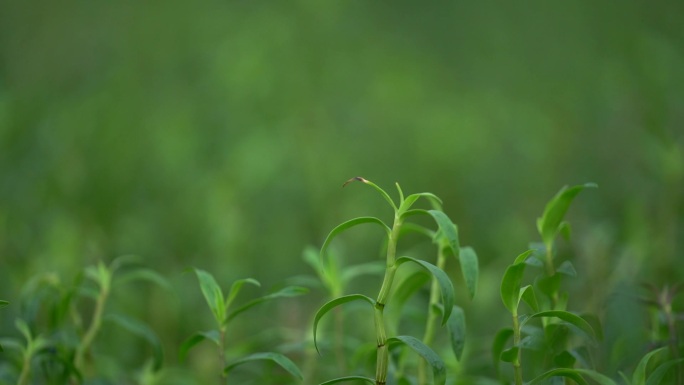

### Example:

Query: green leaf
xmin=645 ymin=358 xmax=684 ymax=385
xmin=388 ymin=270 xmax=431 ymax=321
xmin=427 ymin=210 xmax=460 ymax=256
xmin=492 ymin=328 xmax=513 ymax=371
xmin=318 ymin=376 xmax=375 ymax=385
xmin=557 ymin=261 xmax=577 ymax=277
xmin=191 ymin=268 xmax=225 ymax=326
xmin=224 ymin=352 xmax=303 ymax=380
xmin=15 ymin=318 xmax=32 ymax=342
xmin=398 ymin=223 xmax=436 ymax=240
xmin=632 ymin=347 xmax=667 ymax=385
xmin=342 ymin=177 xmax=397 ymax=211
xmin=524 ymin=310 xmax=596 ymax=341
xmin=399 ymin=192 xmax=443 ymax=213
xmin=446 ymin=305 xmax=466 ymax=361
xmin=528 ymin=368 xmax=589 ymax=385
xmin=396 ymin=256 xmax=454 ymax=324
xmin=320 ymin=217 xmax=391 ymax=261
xmin=179 ymin=330 xmax=221 ymax=362
xmin=225 ymin=278 xmax=261 ymax=311
xmin=458 ymin=246 xmax=479 ymax=299
xmin=554 ymin=350 xmax=576 ymax=368
xmin=389 ymin=336 xmax=446 ymax=385
xmin=109 ymin=254 xmax=143 ymax=272
xmin=0 ymin=300 xmax=8 ymax=308
xmin=115 ymin=268 xmax=172 ymax=290
xmin=104 ymin=313 xmax=164 ymax=370
xmin=574 ymin=369 xmax=619 ymax=385
xmin=313 ymin=294 xmax=375 ymax=354
xmin=226 ymin=286 xmax=307 ymax=324
xmin=500 ymin=346 xmax=518 ymax=363
xmin=537 ymin=183 xmax=597 ymax=245
xmin=519 ymin=285 xmax=539 ymax=312
xmin=340 ymin=262 xmax=385 ymax=286
xmin=500 ymin=250 xmax=534 ymax=314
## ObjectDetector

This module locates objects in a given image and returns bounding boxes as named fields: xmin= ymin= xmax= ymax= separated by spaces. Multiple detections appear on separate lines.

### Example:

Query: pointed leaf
xmin=427 ymin=210 xmax=460 ymax=256
xmin=179 ymin=330 xmax=221 ymax=362
xmin=458 ymin=246 xmax=479 ymax=299
xmin=524 ymin=310 xmax=596 ymax=341
xmin=15 ymin=318 xmax=32 ymax=342
xmin=225 ymin=278 xmax=261 ymax=311
xmin=528 ymin=368 xmax=589 ymax=385
xmin=500 ymin=250 xmax=534 ymax=314
xmin=115 ymin=268 xmax=172 ymax=290
xmin=104 ymin=314 xmax=164 ymax=370
xmin=313 ymin=294 xmax=375 ymax=354
xmin=226 ymin=286 xmax=307 ymax=323
xmin=342 ymin=177 xmax=397 ymax=211
xmin=492 ymin=328 xmax=513 ymax=371
xmin=632 ymin=347 xmax=667 ymax=385
xmin=500 ymin=347 xmax=519 ymax=363
xmin=400 ymin=193 xmax=443 ymax=213
xmin=192 ymin=268 xmax=225 ymax=326
xmin=224 ymin=352 xmax=303 ymax=380
xmin=389 ymin=336 xmax=446 ymax=385
xmin=574 ymin=369 xmax=619 ymax=385
xmin=645 ymin=358 xmax=684 ymax=385
xmin=537 ymin=183 xmax=597 ymax=245
xmin=340 ymin=262 xmax=385 ymax=285
xmin=520 ymin=285 xmax=539 ymax=312
xmin=318 ymin=376 xmax=375 ymax=385
xmin=557 ymin=261 xmax=577 ymax=277
xmin=446 ymin=306 xmax=466 ymax=361
xmin=396 ymin=257 xmax=454 ymax=324
xmin=320 ymin=217 xmax=391 ymax=262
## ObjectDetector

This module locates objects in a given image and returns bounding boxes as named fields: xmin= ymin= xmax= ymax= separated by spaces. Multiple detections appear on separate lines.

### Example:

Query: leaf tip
xmin=342 ymin=176 xmax=368 ymax=187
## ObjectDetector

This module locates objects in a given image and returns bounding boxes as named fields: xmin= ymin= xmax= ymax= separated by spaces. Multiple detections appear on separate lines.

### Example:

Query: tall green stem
xmin=219 ymin=327 xmax=227 ymax=383
xmin=512 ymin=312 xmax=523 ymax=385
xmin=74 ymin=282 xmax=110 ymax=371
xmin=418 ymin=247 xmax=446 ymax=385
xmin=374 ymin=215 xmax=402 ymax=385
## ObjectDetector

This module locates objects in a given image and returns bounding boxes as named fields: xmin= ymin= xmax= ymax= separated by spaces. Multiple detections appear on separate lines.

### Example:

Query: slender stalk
xmin=418 ymin=247 xmax=446 ymax=385
xmin=16 ymin=350 xmax=31 ymax=385
xmin=219 ymin=327 xmax=227 ymax=383
xmin=74 ymin=283 xmax=110 ymax=371
xmin=374 ymin=215 xmax=403 ymax=385
xmin=512 ymin=312 xmax=523 ymax=385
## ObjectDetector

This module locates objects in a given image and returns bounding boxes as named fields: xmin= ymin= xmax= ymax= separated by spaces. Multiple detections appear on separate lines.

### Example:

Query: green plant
xmin=313 ymin=177 xmax=478 ymax=385
xmin=495 ymin=184 xmax=613 ymax=385
xmin=0 ymin=318 xmax=51 ymax=385
xmin=180 ymin=268 xmax=307 ymax=384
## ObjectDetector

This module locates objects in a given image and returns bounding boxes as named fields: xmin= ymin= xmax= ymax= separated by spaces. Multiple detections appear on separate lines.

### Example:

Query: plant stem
xmin=74 ymin=282 xmax=110 ymax=371
xmin=16 ymin=351 xmax=31 ymax=385
xmin=219 ymin=327 xmax=227 ymax=383
xmin=512 ymin=312 xmax=523 ymax=385
xmin=374 ymin=215 xmax=402 ymax=385
xmin=418 ymin=247 xmax=446 ymax=385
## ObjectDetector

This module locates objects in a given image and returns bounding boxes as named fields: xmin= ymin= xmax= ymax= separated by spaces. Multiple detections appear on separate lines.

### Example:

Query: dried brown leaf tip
xmin=342 ymin=177 xmax=368 ymax=187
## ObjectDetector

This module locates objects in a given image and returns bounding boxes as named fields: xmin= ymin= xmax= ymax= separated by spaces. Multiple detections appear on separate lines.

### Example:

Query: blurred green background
xmin=1 ymin=0 xmax=683 ymax=383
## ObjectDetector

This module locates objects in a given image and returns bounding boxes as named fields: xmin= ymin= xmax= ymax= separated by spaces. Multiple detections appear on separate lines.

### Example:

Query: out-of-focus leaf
xmin=524 ymin=310 xmax=596 ymax=341
xmin=389 ymin=336 xmax=446 ymax=385
xmin=557 ymin=261 xmax=577 ymax=277
xmin=225 ymin=286 xmax=307 ymax=324
xmin=320 ymin=217 xmax=391 ymax=261
xmin=318 ymin=376 xmax=375 ymax=385
xmin=500 ymin=346 xmax=518 ymax=363
xmin=105 ymin=313 xmax=164 ymax=370
xmin=528 ymin=368 xmax=588 ymax=385
xmin=313 ymin=294 xmax=375 ymax=354
xmin=0 ymin=300 xmax=8 ymax=308
xmin=645 ymin=358 xmax=684 ymax=385
xmin=115 ymin=268 xmax=172 ymax=290
xmin=179 ymin=330 xmax=220 ymax=362
xmin=632 ymin=347 xmax=667 ymax=385
xmin=396 ymin=257 xmax=454 ymax=324
xmin=554 ymin=350 xmax=576 ymax=368
xmin=492 ymin=328 xmax=513 ymax=371
xmin=341 ymin=262 xmax=385 ymax=285
xmin=224 ymin=352 xmax=303 ymax=380
xmin=389 ymin=271 xmax=430 ymax=322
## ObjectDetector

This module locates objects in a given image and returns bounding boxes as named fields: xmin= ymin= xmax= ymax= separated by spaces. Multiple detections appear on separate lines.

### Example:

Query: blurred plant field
xmin=0 ymin=1 xmax=683 ymax=384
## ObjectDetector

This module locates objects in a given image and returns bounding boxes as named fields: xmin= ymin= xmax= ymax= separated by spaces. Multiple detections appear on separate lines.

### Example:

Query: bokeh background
xmin=1 ymin=1 xmax=683 ymax=384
